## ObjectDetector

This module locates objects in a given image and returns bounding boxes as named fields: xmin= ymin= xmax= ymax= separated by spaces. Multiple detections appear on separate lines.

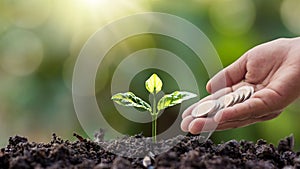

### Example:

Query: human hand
xmin=181 ymin=38 xmax=300 ymax=134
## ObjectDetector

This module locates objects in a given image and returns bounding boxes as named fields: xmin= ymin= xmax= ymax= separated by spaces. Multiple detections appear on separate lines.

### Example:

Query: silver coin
xmin=191 ymin=100 xmax=219 ymax=118
xmin=238 ymin=92 xmax=246 ymax=102
xmin=208 ymin=101 xmax=222 ymax=116
xmin=233 ymin=90 xmax=244 ymax=103
xmin=215 ymin=100 xmax=223 ymax=110
xmin=231 ymin=92 xmax=240 ymax=104
xmin=218 ymin=94 xmax=235 ymax=108
xmin=192 ymin=86 xmax=255 ymax=119
xmin=236 ymin=86 xmax=254 ymax=101
xmin=248 ymin=86 xmax=254 ymax=95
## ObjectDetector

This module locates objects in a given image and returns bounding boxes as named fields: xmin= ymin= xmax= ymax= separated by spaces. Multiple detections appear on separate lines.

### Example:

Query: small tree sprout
xmin=111 ymin=73 xmax=196 ymax=142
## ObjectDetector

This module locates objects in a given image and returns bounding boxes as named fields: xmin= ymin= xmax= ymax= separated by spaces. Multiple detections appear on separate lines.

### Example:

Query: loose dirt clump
xmin=0 ymin=131 xmax=299 ymax=169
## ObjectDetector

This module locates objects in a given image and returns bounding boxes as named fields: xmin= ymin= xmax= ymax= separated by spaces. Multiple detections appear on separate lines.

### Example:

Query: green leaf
xmin=111 ymin=92 xmax=151 ymax=112
xmin=157 ymin=91 xmax=197 ymax=111
xmin=145 ymin=74 xmax=162 ymax=94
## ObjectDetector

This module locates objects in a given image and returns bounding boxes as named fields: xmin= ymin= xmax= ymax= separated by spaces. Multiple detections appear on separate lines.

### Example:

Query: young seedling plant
xmin=111 ymin=73 xmax=197 ymax=142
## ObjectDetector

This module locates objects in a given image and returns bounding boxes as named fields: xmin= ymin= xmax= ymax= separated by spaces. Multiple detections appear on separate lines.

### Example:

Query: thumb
xmin=207 ymin=54 xmax=247 ymax=93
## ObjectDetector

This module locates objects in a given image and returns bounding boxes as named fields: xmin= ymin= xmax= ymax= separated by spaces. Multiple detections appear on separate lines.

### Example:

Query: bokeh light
xmin=0 ymin=29 xmax=44 ymax=76
xmin=0 ymin=1 xmax=12 ymax=35
xmin=280 ymin=0 xmax=300 ymax=35
xmin=209 ymin=0 xmax=256 ymax=36
xmin=8 ymin=0 xmax=52 ymax=29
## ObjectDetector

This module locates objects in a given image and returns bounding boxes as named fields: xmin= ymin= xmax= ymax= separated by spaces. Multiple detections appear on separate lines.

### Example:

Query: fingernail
xmin=181 ymin=116 xmax=194 ymax=132
xmin=188 ymin=121 xmax=196 ymax=134
xmin=206 ymin=82 xmax=212 ymax=93
xmin=180 ymin=121 xmax=188 ymax=132
xmin=214 ymin=110 xmax=222 ymax=123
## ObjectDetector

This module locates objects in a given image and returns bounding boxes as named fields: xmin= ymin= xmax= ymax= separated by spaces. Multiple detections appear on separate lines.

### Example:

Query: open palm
xmin=181 ymin=38 xmax=300 ymax=134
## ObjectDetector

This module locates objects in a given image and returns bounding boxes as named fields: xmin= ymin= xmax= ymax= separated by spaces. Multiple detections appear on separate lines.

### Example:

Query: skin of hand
xmin=181 ymin=37 xmax=300 ymax=134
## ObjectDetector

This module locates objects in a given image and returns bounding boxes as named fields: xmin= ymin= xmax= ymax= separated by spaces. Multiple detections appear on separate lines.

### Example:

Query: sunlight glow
xmin=71 ymin=0 xmax=150 ymax=27
xmin=85 ymin=0 xmax=110 ymax=6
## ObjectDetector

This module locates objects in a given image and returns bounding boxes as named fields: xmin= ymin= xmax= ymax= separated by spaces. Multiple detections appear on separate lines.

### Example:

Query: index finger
xmin=207 ymin=54 xmax=247 ymax=93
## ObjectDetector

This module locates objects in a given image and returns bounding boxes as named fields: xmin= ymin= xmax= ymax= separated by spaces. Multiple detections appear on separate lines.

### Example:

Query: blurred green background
xmin=0 ymin=0 xmax=300 ymax=150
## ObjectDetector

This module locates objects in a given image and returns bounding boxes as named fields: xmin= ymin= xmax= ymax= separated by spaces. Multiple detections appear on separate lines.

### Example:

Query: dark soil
xmin=0 ymin=130 xmax=299 ymax=169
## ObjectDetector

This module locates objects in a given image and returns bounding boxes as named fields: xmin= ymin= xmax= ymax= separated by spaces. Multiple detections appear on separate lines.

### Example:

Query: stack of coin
xmin=191 ymin=86 xmax=254 ymax=118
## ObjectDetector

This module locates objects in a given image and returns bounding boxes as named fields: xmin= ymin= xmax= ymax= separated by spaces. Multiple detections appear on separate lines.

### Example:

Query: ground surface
xmin=0 ymin=131 xmax=299 ymax=169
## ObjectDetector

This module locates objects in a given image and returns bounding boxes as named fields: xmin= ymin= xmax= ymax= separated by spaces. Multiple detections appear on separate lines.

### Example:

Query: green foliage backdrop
xmin=0 ymin=0 xmax=299 ymax=149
